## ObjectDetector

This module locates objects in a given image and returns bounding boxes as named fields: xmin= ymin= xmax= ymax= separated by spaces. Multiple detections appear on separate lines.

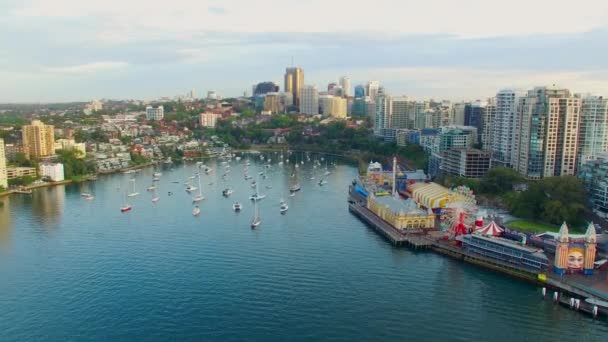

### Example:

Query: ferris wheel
xmin=439 ymin=188 xmax=478 ymax=239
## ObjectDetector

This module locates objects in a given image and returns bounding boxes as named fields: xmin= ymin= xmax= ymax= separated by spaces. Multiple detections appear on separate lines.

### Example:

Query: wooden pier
xmin=348 ymin=202 xmax=432 ymax=248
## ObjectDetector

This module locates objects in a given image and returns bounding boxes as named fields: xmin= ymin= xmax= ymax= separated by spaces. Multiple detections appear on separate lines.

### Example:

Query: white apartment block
xmin=199 ymin=112 xmax=222 ymax=128
xmin=0 ymin=139 xmax=7 ymax=189
xmin=492 ymin=89 xmax=524 ymax=167
xmin=40 ymin=163 xmax=65 ymax=182
xmin=578 ymin=95 xmax=608 ymax=168
xmin=300 ymin=85 xmax=319 ymax=115
xmin=146 ymin=105 xmax=164 ymax=120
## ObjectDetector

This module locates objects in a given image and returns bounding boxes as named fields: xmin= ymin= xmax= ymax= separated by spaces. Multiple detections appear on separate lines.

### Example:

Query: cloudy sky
xmin=2 ymin=0 xmax=608 ymax=102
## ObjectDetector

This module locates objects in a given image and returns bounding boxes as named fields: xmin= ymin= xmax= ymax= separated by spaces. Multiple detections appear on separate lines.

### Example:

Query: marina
xmin=1 ymin=154 xmax=607 ymax=341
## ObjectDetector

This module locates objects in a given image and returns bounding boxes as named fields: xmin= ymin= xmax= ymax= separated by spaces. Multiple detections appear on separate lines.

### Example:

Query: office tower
xmin=374 ymin=93 xmax=392 ymax=135
xmin=322 ymin=97 xmax=347 ymax=118
xmin=354 ymin=85 xmax=365 ymax=98
xmin=578 ymin=95 xmax=608 ymax=167
xmin=22 ymin=120 xmax=55 ymax=159
xmin=514 ymin=86 xmax=581 ymax=179
xmin=492 ymin=89 xmax=523 ymax=167
xmin=0 ymin=138 xmax=7 ymax=189
xmin=253 ymin=82 xmax=279 ymax=96
xmin=146 ymin=105 xmax=164 ymax=120
xmin=264 ymin=92 xmax=281 ymax=114
xmin=366 ymin=81 xmax=380 ymax=101
xmin=414 ymin=102 xmax=430 ymax=129
xmin=339 ymin=76 xmax=351 ymax=97
xmin=284 ymin=67 xmax=304 ymax=107
xmin=300 ymin=85 xmax=319 ymax=115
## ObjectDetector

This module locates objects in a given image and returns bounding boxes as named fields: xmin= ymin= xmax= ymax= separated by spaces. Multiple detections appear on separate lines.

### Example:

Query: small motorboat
xmin=185 ymin=185 xmax=198 ymax=193
xmin=222 ymin=188 xmax=234 ymax=197
xmin=192 ymin=206 xmax=201 ymax=216
xmin=233 ymin=202 xmax=242 ymax=211
xmin=152 ymin=197 xmax=160 ymax=203
xmin=147 ymin=185 xmax=156 ymax=191
xmin=249 ymin=193 xmax=266 ymax=201
xmin=280 ymin=203 xmax=289 ymax=214
xmin=121 ymin=205 xmax=132 ymax=212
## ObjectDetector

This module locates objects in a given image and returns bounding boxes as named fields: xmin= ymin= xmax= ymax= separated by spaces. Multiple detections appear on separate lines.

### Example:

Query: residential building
xmin=374 ymin=93 xmax=392 ymax=136
xmin=284 ymin=67 xmax=304 ymax=107
xmin=263 ymin=92 xmax=281 ymax=114
xmin=300 ymin=85 xmax=319 ymax=115
xmin=339 ymin=76 xmax=351 ymax=97
xmin=22 ymin=120 xmax=55 ymax=159
xmin=0 ymin=139 xmax=7 ymax=188
xmin=391 ymin=97 xmax=415 ymax=129
xmin=6 ymin=166 xmax=37 ymax=179
xmin=146 ymin=105 xmax=164 ymax=121
xmin=514 ymin=86 xmax=581 ymax=180
xmin=579 ymin=154 xmax=608 ymax=217
xmin=40 ymin=163 xmax=65 ymax=182
xmin=492 ymin=89 xmax=523 ymax=167
xmin=451 ymin=102 xmax=467 ymax=126
xmin=54 ymin=139 xmax=86 ymax=158
xmin=442 ymin=149 xmax=491 ymax=178
xmin=414 ymin=102 xmax=430 ymax=129
xmin=199 ymin=112 xmax=222 ymax=128
xmin=482 ymin=98 xmax=496 ymax=151
xmin=578 ymin=95 xmax=608 ymax=168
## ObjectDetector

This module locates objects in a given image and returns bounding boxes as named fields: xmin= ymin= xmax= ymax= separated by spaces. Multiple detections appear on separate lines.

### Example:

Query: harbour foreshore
xmin=347 ymin=185 xmax=608 ymax=318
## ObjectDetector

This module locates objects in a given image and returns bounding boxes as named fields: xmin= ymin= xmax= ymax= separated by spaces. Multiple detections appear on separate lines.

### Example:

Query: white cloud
xmin=43 ymin=61 xmax=129 ymax=74
xmin=10 ymin=0 xmax=608 ymax=40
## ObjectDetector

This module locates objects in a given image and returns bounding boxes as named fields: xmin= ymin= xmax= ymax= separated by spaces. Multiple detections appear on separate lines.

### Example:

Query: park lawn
xmin=506 ymin=220 xmax=560 ymax=233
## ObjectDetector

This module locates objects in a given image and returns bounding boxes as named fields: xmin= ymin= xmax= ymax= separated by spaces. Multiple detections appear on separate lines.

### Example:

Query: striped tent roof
xmin=475 ymin=221 xmax=504 ymax=236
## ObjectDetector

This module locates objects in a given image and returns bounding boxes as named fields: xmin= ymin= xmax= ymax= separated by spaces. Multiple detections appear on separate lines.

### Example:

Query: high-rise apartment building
xmin=146 ymin=105 xmax=164 ymax=120
xmin=300 ymin=85 xmax=319 ymax=115
xmin=391 ymin=97 xmax=415 ymax=129
xmin=284 ymin=67 xmax=304 ymax=107
xmin=366 ymin=81 xmax=380 ymax=102
xmin=481 ymin=98 xmax=496 ymax=151
xmin=22 ymin=120 xmax=55 ymax=159
xmin=0 ymin=138 xmax=7 ymax=189
xmin=451 ymin=103 xmax=467 ymax=126
xmin=323 ymin=97 xmax=347 ymax=118
xmin=578 ymin=95 xmax=608 ymax=168
xmin=492 ymin=89 xmax=523 ymax=167
xmin=339 ymin=76 xmax=351 ymax=97
xmin=374 ymin=94 xmax=392 ymax=135
xmin=514 ymin=86 xmax=581 ymax=179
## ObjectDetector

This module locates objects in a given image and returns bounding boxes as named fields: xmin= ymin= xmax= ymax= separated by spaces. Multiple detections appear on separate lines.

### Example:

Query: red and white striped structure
xmin=475 ymin=221 xmax=504 ymax=236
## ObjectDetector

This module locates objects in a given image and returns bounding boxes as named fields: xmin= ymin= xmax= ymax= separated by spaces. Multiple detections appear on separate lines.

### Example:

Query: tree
xmin=479 ymin=167 xmax=523 ymax=194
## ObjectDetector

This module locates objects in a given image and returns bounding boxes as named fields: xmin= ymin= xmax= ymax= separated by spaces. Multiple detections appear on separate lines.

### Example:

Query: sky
xmin=1 ymin=0 xmax=608 ymax=102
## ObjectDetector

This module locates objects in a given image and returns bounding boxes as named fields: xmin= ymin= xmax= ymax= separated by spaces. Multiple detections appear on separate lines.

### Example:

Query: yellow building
xmin=284 ymin=67 xmax=304 ymax=107
xmin=264 ymin=92 xmax=281 ymax=114
xmin=367 ymin=195 xmax=435 ymax=231
xmin=409 ymin=182 xmax=475 ymax=209
xmin=0 ymin=138 xmax=7 ymax=188
xmin=329 ymin=97 xmax=347 ymax=119
xmin=22 ymin=120 xmax=55 ymax=159
xmin=55 ymin=139 xmax=86 ymax=158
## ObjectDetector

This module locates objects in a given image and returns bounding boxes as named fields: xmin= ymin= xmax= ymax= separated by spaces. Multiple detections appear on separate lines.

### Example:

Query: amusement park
xmin=349 ymin=157 xmax=608 ymax=319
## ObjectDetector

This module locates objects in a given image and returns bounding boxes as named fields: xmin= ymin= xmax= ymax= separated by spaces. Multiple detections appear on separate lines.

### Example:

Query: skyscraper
xmin=391 ymin=97 xmax=415 ymax=129
xmin=300 ymin=85 xmax=319 ymax=115
xmin=354 ymin=85 xmax=365 ymax=98
xmin=514 ymin=86 xmax=581 ymax=179
xmin=264 ymin=92 xmax=281 ymax=114
xmin=339 ymin=76 xmax=351 ymax=97
xmin=366 ymin=81 xmax=380 ymax=102
xmin=284 ymin=67 xmax=304 ymax=108
xmin=578 ymin=95 xmax=608 ymax=168
xmin=481 ymin=98 xmax=496 ymax=151
xmin=492 ymin=89 xmax=523 ymax=167
xmin=0 ymin=138 xmax=7 ymax=189
xmin=22 ymin=120 xmax=55 ymax=159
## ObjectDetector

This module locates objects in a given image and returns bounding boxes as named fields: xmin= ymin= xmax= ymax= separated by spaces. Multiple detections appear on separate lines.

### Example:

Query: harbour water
xmin=1 ymin=155 xmax=607 ymax=341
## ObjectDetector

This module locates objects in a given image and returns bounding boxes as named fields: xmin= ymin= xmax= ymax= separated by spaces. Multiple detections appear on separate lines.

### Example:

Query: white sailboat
xmin=290 ymin=164 xmax=301 ymax=192
xmin=251 ymin=195 xmax=261 ymax=228
xmin=192 ymin=172 xmax=204 ymax=202
xmin=121 ymin=182 xmax=133 ymax=212
xmin=192 ymin=205 xmax=201 ymax=216
xmin=127 ymin=178 xmax=139 ymax=197
xmin=280 ymin=198 xmax=288 ymax=214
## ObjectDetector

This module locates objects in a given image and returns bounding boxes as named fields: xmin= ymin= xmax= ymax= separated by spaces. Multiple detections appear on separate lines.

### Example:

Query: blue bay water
xmin=0 ymin=155 xmax=607 ymax=341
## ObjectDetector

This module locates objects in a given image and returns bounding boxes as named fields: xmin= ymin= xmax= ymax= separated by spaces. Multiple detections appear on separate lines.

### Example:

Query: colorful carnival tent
xmin=475 ymin=221 xmax=504 ymax=236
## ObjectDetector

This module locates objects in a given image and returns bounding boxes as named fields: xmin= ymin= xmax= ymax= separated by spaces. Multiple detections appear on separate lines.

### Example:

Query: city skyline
xmin=1 ymin=0 xmax=608 ymax=102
